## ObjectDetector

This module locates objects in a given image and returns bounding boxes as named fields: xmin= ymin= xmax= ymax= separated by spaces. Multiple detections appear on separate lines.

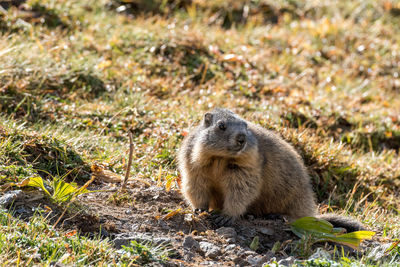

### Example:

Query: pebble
xmin=309 ymin=248 xmax=331 ymax=260
xmin=199 ymin=241 xmax=222 ymax=259
xmin=367 ymin=243 xmax=393 ymax=261
xmin=183 ymin=249 xmax=195 ymax=261
xmin=182 ymin=236 xmax=200 ymax=251
xmin=246 ymin=255 xmax=270 ymax=266
xmin=0 ymin=190 xmax=25 ymax=207
xmin=277 ymin=256 xmax=295 ymax=266
xmin=124 ymin=209 xmax=132 ymax=215
xmin=224 ymin=244 xmax=236 ymax=251
xmin=258 ymin=227 xmax=274 ymax=236
xmin=233 ymin=257 xmax=249 ymax=266
xmin=216 ymin=227 xmax=237 ymax=243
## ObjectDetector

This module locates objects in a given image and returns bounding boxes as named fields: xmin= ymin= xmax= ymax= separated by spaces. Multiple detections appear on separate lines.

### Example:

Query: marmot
xmin=178 ymin=108 xmax=363 ymax=232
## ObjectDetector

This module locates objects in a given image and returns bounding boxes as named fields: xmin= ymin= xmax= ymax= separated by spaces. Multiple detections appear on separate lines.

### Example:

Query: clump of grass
xmin=0 ymin=208 xmax=127 ymax=265
xmin=107 ymin=191 xmax=133 ymax=206
xmin=27 ymin=1 xmax=69 ymax=29
xmin=0 ymin=122 xmax=90 ymax=183
xmin=0 ymin=70 xmax=106 ymax=121
xmin=342 ymin=129 xmax=400 ymax=153
xmin=120 ymin=240 xmax=172 ymax=265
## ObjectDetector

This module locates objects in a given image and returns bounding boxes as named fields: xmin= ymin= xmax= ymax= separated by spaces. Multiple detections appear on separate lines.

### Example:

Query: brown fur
xmin=178 ymin=108 xmax=363 ymax=231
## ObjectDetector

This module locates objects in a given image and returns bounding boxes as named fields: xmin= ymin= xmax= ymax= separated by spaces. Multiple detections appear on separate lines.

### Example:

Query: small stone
xmin=309 ymin=248 xmax=331 ymax=260
xmin=125 ymin=209 xmax=132 ymax=215
xmin=199 ymin=241 xmax=221 ymax=259
xmin=367 ymin=243 xmax=392 ymax=261
xmin=0 ymin=190 xmax=25 ymax=207
xmin=182 ymin=236 xmax=200 ymax=251
xmin=224 ymin=244 xmax=236 ymax=251
xmin=278 ymin=256 xmax=295 ymax=266
xmin=100 ymin=228 xmax=109 ymax=238
xmin=157 ymin=219 xmax=169 ymax=230
xmin=246 ymin=255 xmax=270 ymax=266
xmin=183 ymin=249 xmax=195 ymax=261
xmin=184 ymin=213 xmax=193 ymax=223
xmin=15 ymin=207 xmax=27 ymax=215
xmin=226 ymin=238 xmax=236 ymax=243
xmin=243 ymin=249 xmax=257 ymax=256
xmin=258 ymin=227 xmax=274 ymax=236
xmin=215 ymin=227 xmax=237 ymax=243
xmin=233 ymin=257 xmax=249 ymax=266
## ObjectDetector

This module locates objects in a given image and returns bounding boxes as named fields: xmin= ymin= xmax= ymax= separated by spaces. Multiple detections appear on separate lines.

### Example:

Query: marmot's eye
xmin=218 ymin=121 xmax=226 ymax=131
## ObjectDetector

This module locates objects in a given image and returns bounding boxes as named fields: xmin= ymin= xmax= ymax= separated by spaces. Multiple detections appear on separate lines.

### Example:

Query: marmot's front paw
xmin=211 ymin=214 xmax=236 ymax=227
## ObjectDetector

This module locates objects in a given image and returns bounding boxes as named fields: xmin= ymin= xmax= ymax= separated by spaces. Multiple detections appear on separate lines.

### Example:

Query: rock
xmin=157 ymin=219 xmax=169 ymax=230
xmin=258 ymin=227 xmax=274 ymax=236
xmin=238 ymin=248 xmax=254 ymax=257
xmin=100 ymin=228 xmax=109 ymax=238
xmin=199 ymin=241 xmax=221 ymax=259
xmin=125 ymin=209 xmax=132 ymax=215
xmin=224 ymin=244 xmax=236 ymax=251
xmin=183 ymin=249 xmax=195 ymax=261
xmin=0 ymin=190 xmax=25 ymax=207
xmin=15 ymin=207 xmax=28 ymax=215
xmin=278 ymin=256 xmax=295 ymax=266
xmin=246 ymin=255 xmax=270 ymax=266
xmin=113 ymin=233 xmax=172 ymax=249
xmin=184 ymin=213 xmax=193 ymax=223
xmin=182 ymin=236 xmax=200 ymax=252
xmin=233 ymin=257 xmax=249 ymax=266
xmin=243 ymin=249 xmax=257 ymax=256
xmin=216 ymin=227 xmax=237 ymax=238
xmin=367 ymin=243 xmax=392 ymax=261
xmin=264 ymin=251 xmax=275 ymax=259
xmin=309 ymin=248 xmax=331 ymax=260
xmin=216 ymin=227 xmax=237 ymax=243
xmin=226 ymin=238 xmax=235 ymax=243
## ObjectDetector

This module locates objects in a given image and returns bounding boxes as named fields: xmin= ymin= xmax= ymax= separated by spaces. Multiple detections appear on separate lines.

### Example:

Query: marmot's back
xmin=246 ymin=123 xmax=317 ymax=218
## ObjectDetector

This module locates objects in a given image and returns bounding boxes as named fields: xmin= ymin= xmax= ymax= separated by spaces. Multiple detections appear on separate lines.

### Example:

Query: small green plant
xmin=249 ymin=236 xmax=260 ymax=251
xmin=7 ymin=174 xmax=94 ymax=205
xmin=107 ymin=191 xmax=133 ymax=206
xmin=120 ymin=240 xmax=171 ymax=264
xmin=291 ymin=217 xmax=375 ymax=256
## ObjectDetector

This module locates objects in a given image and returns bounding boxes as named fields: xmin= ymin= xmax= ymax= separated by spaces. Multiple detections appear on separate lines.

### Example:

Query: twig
xmin=53 ymin=203 xmax=70 ymax=228
xmin=122 ymin=129 xmax=134 ymax=190
xmin=199 ymin=61 xmax=209 ymax=85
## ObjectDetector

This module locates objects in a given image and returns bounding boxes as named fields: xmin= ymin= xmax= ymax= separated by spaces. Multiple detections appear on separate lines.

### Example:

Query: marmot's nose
xmin=236 ymin=133 xmax=246 ymax=146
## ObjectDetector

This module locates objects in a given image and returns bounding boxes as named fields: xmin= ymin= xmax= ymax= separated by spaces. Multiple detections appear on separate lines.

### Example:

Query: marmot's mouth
xmin=231 ymin=142 xmax=247 ymax=154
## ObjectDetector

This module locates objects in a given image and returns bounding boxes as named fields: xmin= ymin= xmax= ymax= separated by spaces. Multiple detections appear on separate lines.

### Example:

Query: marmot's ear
xmin=204 ymin=112 xmax=213 ymax=127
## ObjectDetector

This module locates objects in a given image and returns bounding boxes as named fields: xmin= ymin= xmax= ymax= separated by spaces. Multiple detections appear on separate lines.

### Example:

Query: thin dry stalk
xmin=122 ymin=129 xmax=134 ymax=190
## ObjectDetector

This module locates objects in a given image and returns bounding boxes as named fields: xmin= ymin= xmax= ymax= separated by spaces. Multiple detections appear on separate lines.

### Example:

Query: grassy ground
xmin=1 ymin=0 xmax=400 ymax=265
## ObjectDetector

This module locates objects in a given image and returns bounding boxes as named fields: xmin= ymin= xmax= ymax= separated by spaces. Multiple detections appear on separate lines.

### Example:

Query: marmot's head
xmin=196 ymin=108 xmax=257 ymax=157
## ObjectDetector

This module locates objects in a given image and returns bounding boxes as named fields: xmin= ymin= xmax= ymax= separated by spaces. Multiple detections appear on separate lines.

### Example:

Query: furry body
xmin=178 ymin=108 xmax=363 ymax=231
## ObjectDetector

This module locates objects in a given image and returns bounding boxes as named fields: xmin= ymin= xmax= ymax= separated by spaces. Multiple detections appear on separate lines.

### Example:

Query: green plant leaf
xmin=52 ymin=178 xmax=78 ymax=202
xmin=249 ymin=236 xmax=259 ymax=251
xmin=290 ymin=217 xmax=375 ymax=250
xmin=291 ymin=216 xmax=334 ymax=234
xmin=26 ymin=176 xmax=50 ymax=196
